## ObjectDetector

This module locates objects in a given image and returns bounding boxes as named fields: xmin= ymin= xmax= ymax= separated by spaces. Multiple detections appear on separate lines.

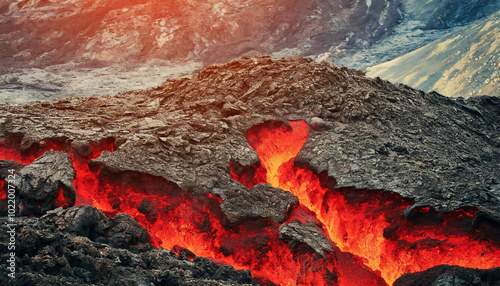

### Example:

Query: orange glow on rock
xmin=237 ymin=120 xmax=500 ymax=285
xmin=0 ymin=180 xmax=6 ymax=200
xmin=0 ymin=135 xmax=66 ymax=165
xmin=2 ymin=123 xmax=499 ymax=285
xmin=0 ymin=136 xmax=347 ymax=285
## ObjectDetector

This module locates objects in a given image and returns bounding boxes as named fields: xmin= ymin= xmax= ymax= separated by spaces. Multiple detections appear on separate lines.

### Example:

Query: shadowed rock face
xmin=16 ymin=151 xmax=76 ymax=215
xmin=0 ymin=55 xmax=499 ymax=284
xmin=400 ymin=0 xmax=499 ymax=30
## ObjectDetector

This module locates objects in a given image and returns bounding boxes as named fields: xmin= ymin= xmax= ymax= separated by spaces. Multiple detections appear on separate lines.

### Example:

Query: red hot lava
xmin=2 ymin=121 xmax=499 ymax=285
xmin=1 ymin=135 xmax=384 ymax=285
xmin=232 ymin=120 xmax=500 ymax=285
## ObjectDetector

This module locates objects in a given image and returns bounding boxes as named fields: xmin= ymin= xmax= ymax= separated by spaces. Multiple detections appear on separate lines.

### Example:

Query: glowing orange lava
xmin=0 ymin=180 xmax=5 ymax=200
xmin=236 ymin=120 xmax=500 ymax=285
xmin=2 ymin=135 xmax=382 ymax=286
xmin=2 ymin=123 xmax=498 ymax=285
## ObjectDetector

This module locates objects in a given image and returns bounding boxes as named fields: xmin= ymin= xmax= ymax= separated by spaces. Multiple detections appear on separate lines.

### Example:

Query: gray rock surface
xmin=16 ymin=151 xmax=76 ymax=215
xmin=214 ymin=183 xmax=299 ymax=224
xmin=279 ymin=220 xmax=334 ymax=257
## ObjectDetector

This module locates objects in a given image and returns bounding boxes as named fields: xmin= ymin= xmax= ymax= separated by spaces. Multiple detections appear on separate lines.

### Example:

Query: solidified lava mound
xmin=1 ymin=55 xmax=500 ymax=285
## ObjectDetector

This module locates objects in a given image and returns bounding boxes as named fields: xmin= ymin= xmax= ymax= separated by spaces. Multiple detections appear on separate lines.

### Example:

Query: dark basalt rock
xmin=0 ymin=206 xmax=258 ymax=286
xmin=16 ymin=151 xmax=76 ymax=215
xmin=394 ymin=265 xmax=500 ymax=286
xmin=42 ymin=206 xmax=151 ymax=251
xmin=43 ymin=205 xmax=108 ymax=239
xmin=0 ymin=160 xmax=24 ymax=178
xmin=1 ymin=55 xmax=499 ymax=284
xmin=279 ymin=220 xmax=334 ymax=257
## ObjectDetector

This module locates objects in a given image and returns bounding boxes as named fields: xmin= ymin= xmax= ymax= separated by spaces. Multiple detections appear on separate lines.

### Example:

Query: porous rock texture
xmin=0 ymin=55 xmax=499 ymax=284
xmin=279 ymin=220 xmax=334 ymax=258
xmin=214 ymin=183 xmax=299 ymax=224
xmin=2 ymin=55 xmax=498 ymax=215
xmin=0 ymin=206 xmax=257 ymax=286
xmin=16 ymin=151 xmax=76 ymax=215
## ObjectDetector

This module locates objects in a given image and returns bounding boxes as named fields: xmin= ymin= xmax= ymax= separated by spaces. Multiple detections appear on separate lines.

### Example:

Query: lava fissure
xmin=232 ymin=120 xmax=500 ymax=285
xmin=2 ymin=125 xmax=499 ymax=285
xmin=0 ymin=135 xmax=348 ymax=286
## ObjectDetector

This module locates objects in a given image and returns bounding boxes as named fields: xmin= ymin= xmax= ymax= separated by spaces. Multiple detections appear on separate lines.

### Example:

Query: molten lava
xmin=2 ymin=135 xmax=372 ymax=286
xmin=2 ymin=122 xmax=499 ymax=285
xmin=233 ymin=120 xmax=500 ymax=285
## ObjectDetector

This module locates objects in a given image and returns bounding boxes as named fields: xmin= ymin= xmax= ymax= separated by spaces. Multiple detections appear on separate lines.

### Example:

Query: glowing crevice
xmin=235 ymin=120 xmax=500 ymax=285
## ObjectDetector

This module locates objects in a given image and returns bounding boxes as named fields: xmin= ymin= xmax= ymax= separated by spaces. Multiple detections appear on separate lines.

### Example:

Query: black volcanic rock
xmin=279 ymin=220 xmax=334 ymax=257
xmin=394 ymin=265 xmax=500 ymax=286
xmin=1 ymin=55 xmax=499 ymax=284
xmin=16 ymin=151 xmax=76 ymax=215
xmin=42 ymin=206 xmax=151 ymax=251
xmin=0 ymin=206 xmax=257 ymax=286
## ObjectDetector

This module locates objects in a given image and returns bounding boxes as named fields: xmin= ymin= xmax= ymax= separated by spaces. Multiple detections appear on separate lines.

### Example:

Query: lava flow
xmin=2 ymin=123 xmax=499 ymax=285
xmin=1 ymin=135 xmax=385 ymax=286
xmin=231 ymin=120 xmax=500 ymax=285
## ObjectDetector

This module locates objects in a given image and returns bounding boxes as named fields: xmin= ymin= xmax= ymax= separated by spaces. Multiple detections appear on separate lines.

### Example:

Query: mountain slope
xmin=0 ymin=0 xmax=398 ymax=71
xmin=334 ymin=0 xmax=499 ymax=70
xmin=366 ymin=10 xmax=500 ymax=98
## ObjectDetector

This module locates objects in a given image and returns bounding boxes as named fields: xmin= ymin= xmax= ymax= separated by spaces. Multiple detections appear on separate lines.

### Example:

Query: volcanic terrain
xmin=1 ymin=56 xmax=499 ymax=285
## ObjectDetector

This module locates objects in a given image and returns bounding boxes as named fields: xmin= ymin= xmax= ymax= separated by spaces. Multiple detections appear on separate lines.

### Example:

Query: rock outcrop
xmin=0 ymin=206 xmax=256 ymax=286
xmin=1 ymin=55 xmax=499 ymax=285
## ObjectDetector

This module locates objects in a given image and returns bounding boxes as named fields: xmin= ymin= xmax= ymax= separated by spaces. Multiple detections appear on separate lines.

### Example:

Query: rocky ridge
xmin=367 ymin=10 xmax=500 ymax=98
xmin=1 ymin=55 xmax=499 ymax=285
xmin=2 ymin=55 xmax=498 ymax=215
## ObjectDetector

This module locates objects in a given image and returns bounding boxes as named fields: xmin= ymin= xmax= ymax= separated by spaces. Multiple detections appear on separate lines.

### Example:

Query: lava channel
xmin=230 ymin=120 xmax=500 ymax=285
xmin=2 ymin=124 xmax=499 ymax=285
xmin=1 ymin=135 xmax=386 ymax=286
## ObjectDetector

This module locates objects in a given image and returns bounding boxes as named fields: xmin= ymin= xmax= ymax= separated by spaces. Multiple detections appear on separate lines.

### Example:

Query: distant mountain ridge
xmin=1 ymin=0 xmax=499 ymax=103
xmin=0 ymin=0 xmax=398 ymax=72
xmin=367 ymin=10 xmax=500 ymax=98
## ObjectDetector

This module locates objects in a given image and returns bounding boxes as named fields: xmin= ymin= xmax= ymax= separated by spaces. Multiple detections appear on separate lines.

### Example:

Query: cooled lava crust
xmin=1 ymin=55 xmax=499 ymax=285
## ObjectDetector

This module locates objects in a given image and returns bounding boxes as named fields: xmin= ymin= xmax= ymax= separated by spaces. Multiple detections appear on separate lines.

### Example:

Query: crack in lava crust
xmin=3 ymin=135 xmax=382 ymax=286
xmin=231 ymin=120 xmax=500 ymax=285
xmin=2 ymin=124 xmax=499 ymax=285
